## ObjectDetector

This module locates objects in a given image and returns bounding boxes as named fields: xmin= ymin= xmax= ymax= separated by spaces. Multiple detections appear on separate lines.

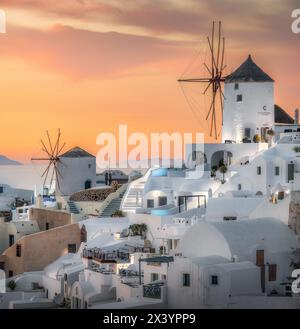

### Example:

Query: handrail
xmin=98 ymin=183 xmax=128 ymax=215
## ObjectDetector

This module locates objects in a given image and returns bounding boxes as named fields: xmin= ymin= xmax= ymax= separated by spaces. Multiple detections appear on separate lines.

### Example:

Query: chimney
xmin=295 ymin=109 xmax=299 ymax=125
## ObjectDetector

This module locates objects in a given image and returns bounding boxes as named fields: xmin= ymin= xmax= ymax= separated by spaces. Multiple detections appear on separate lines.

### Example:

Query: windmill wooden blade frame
xmin=31 ymin=129 xmax=66 ymax=193
xmin=178 ymin=21 xmax=226 ymax=140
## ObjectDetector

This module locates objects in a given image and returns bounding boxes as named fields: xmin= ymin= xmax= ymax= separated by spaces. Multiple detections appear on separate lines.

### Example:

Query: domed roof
xmin=177 ymin=218 xmax=297 ymax=260
xmin=225 ymin=55 xmax=274 ymax=83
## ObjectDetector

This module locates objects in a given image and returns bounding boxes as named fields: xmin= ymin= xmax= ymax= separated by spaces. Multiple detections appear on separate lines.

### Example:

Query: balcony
xmin=143 ymin=282 xmax=164 ymax=299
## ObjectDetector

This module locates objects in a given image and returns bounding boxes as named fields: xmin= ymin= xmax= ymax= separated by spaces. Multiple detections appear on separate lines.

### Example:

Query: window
xmin=0 ymin=186 xmax=3 ymax=194
xmin=238 ymin=184 xmax=242 ymax=191
xmin=183 ymin=273 xmax=191 ymax=287
xmin=161 ymin=274 xmax=167 ymax=281
xmin=211 ymin=275 xmax=218 ymax=285
xmin=244 ymin=128 xmax=251 ymax=139
xmin=288 ymin=163 xmax=295 ymax=182
xmin=158 ymin=196 xmax=167 ymax=207
xmin=16 ymin=244 xmax=22 ymax=257
xmin=68 ymin=244 xmax=76 ymax=253
xmin=234 ymin=83 xmax=239 ymax=90
xmin=45 ymin=222 xmax=50 ymax=230
xmin=88 ymin=164 xmax=91 ymax=169
xmin=268 ymin=264 xmax=277 ymax=281
xmin=257 ymin=166 xmax=261 ymax=175
xmin=237 ymin=94 xmax=243 ymax=102
xmin=256 ymin=250 xmax=264 ymax=266
xmin=223 ymin=216 xmax=237 ymax=221
xmin=8 ymin=271 xmax=13 ymax=278
xmin=151 ymin=273 xmax=159 ymax=282
xmin=9 ymin=235 xmax=14 ymax=247
xmin=147 ymin=199 xmax=154 ymax=208
xmin=275 ymin=166 xmax=280 ymax=176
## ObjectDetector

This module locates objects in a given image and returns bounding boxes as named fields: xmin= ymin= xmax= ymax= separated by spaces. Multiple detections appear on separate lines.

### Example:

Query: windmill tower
xmin=222 ymin=55 xmax=274 ymax=143
xmin=31 ymin=130 xmax=96 ymax=196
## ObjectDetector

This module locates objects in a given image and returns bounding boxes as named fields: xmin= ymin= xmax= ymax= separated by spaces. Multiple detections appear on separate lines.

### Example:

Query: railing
xmin=98 ymin=183 xmax=128 ymax=216
xmin=143 ymin=282 xmax=164 ymax=299
xmin=82 ymin=248 xmax=130 ymax=262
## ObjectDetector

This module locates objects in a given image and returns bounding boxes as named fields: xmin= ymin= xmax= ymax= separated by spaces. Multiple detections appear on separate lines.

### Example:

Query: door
xmin=84 ymin=180 xmax=91 ymax=189
xmin=288 ymin=163 xmax=295 ymax=182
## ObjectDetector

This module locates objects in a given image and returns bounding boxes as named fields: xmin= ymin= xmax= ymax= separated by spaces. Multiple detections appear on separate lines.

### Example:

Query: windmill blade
xmin=216 ymin=21 xmax=221 ymax=73
xmin=42 ymin=162 xmax=52 ymax=186
xmin=220 ymin=37 xmax=226 ymax=75
xmin=53 ymin=128 xmax=61 ymax=157
xmin=41 ymin=160 xmax=52 ymax=178
xmin=46 ymin=130 xmax=54 ymax=155
xmin=203 ymin=62 xmax=212 ymax=75
xmin=203 ymin=80 xmax=213 ymax=95
xmin=207 ymin=36 xmax=218 ymax=73
xmin=49 ymin=165 xmax=56 ymax=192
xmin=57 ymin=142 xmax=66 ymax=156
xmin=41 ymin=139 xmax=52 ymax=158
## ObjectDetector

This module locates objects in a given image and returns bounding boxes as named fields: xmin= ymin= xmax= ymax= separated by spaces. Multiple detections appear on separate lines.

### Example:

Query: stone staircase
xmin=121 ymin=168 xmax=153 ymax=213
xmin=99 ymin=191 xmax=126 ymax=217
xmin=67 ymin=200 xmax=80 ymax=214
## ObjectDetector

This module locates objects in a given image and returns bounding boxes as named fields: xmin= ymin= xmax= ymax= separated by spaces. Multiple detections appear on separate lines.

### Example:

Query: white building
xmin=56 ymin=147 xmax=96 ymax=196
xmin=222 ymin=55 xmax=275 ymax=143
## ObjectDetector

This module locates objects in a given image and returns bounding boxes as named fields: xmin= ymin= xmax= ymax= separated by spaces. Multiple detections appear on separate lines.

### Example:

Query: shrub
xmin=253 ymin=134 xmax=261 ymax=143
xmin=293 ymin=146 xmax=300 ymax=153
xmin=111 ymin=210 xmax=125 ymax=217
xmin=267 ymin=129 xmax=275 ymax=136
xmin=8 ymin=280 xmax=16 ymax=291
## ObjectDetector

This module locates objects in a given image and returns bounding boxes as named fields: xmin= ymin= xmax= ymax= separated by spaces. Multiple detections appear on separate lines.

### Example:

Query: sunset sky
xmin=0 ymin=0 xmax=299 ymax=163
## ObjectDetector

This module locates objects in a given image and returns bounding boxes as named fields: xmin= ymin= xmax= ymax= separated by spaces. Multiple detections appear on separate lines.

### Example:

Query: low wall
xmin=29 ymin=208 xmax=71 ymax=231
xmin=1 ymin=223 xmax=81 ymax=276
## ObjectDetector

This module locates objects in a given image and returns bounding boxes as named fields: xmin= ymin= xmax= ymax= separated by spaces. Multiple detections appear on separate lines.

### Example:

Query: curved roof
xmin=60 ymin=146 xmax=95 ymax=158
xmin=177 ymin=218 xmax=297 ymax=261
xmin=225 ymin=55 xmax=274 ymax=83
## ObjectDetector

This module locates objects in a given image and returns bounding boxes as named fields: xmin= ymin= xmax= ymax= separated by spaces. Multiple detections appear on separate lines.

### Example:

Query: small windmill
xmin=178 ymin=21 xmax=226 ymax=140
xmin=31 ymin=129 xmax=66 ymax=193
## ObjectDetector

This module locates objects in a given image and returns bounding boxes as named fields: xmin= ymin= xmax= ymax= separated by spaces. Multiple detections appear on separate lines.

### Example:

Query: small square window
xmin=237 ymin=94 xmax=243 ymax=102
xmin=211 ymin=275 xmax=218 ymax=285
xmin=147 ymin=199 xmax=154 ymax=208
xmin=68 ymin=244 xmax=76 ymax=253
xmin=151 ymin=273 xmax=159 ymax=282
xmin=275 ymin=166 xmax=280 ymax=176
xmin=183 ymin=273 xmax=191 ymax=287
xmin=234 ymin=83 xmax=239 ymax=90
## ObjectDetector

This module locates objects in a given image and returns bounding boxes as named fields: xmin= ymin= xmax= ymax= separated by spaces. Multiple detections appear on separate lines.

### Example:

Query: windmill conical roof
xmin=60 ymin=146 xmax=95 ymax=158
xmin=225 ymin=55 xmax=274 ymax=83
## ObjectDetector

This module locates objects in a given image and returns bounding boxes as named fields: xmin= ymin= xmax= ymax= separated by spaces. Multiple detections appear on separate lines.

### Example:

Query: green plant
xmin=129 ymin=223 xmax=147 ymax=236
xmin=219 ymin=165 xmax=228 ymax=184
xmin=253 ymin=134 xmax=261 ymax=143
xmin=211 ymin=165 xmax=218 ymax=177
xmin=111 ymin=209 xmax=125 ymax=217
xmin=267 ymin=129 xmax=275 ymax=136
xmin=242 ymin=137 xmax=250 ymax=143
xmin=8 ymin=280 xmax=16 ymax=291
xmin=293 ymin=146 xmax=300 ymax=153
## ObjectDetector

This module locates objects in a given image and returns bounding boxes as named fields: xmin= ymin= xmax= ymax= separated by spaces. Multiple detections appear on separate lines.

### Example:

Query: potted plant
xmin=211 ymin=165 xmax=218 ymax=177
xmin=253 ymin=134 xmax=261 ymax=143
xmin=219 ymin=165 xmax=228 ymax=184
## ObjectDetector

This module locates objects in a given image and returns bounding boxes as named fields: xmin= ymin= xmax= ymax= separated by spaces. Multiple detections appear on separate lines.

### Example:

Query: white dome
xmin=177 ymin=218 xmax=298 ymax=261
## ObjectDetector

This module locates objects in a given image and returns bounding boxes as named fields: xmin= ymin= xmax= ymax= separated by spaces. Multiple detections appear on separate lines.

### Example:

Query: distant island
xmin=0 ymin=155 xmax=22 ymax=165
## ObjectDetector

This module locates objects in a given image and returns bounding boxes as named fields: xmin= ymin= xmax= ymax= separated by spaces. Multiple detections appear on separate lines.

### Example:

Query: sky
xmin=0 ymin=0 xmax=299 ymax=163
